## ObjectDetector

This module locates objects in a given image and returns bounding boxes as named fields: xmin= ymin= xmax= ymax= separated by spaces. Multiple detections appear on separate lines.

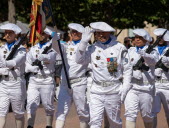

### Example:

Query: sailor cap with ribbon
xmin=153 ymin=28 xmax=169 ymax=41
xmin=68 ymin=23 xmax=84 ymax=33
xmin=133 ymin=29 xmax=152 ymax=42
xmin=0 ymin=23 xmax=22 ymax=34
xmin=90 ymin=22 xmax=115 ymax=32
xmin=44 ymin=27 xmax=53 ymax=35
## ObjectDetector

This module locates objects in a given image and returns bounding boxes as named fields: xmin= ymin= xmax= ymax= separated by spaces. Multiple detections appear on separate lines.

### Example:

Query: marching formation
xmin=0 ymin=21 xmax=169 ymax=128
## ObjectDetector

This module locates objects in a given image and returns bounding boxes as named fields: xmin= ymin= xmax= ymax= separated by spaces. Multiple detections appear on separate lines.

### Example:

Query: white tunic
xmin=75 ymin=36 xmax=132 ymax=94
xmin=0 ymin=43 xmax=26 ymax=77
xmin=52 ymin=40 xmax=89 ymax=87
xmin=0 ymin=42 xmax=26 ymax=117
xmin=154 ymin=46 xmax=169 ymax=89
xmin=25 ymin=42 xmax=56 ymax=85
xmin=128 ymin=45 xmax=159 ymax=91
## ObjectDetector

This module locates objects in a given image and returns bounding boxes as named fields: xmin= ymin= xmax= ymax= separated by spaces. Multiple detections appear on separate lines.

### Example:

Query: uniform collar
xmin=73 ymin=40 xmax=81 ymax=45
xmin=6 ymin=40 xmax=16 ymax=51
xmin=69 ymin=40 xmax=80 ymax=46
xmin=38 ymin=42 xmax=47 ymax=49
xmin=136 ymin=45 xmax=145 ymax=52
xmin=102 ymin=37 xmax=111 ymax=45
xmin=157 ymin=45 xmax=167 ymax=55
xmin=96 ymin=35 xmax=117 ymax=48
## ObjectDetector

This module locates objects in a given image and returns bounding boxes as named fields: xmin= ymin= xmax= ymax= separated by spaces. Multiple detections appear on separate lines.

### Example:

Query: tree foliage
xmin=0 ymin=0 xmax=169 ymax=31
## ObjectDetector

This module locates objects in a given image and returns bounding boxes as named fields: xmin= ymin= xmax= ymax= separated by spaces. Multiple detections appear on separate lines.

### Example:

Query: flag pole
xmin=46 ymin=0 xmax=71 ymax=89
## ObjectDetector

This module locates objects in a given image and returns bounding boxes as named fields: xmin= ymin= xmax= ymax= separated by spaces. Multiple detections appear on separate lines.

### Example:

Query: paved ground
xmin=4 ymin=102 xmax=168 ymax=128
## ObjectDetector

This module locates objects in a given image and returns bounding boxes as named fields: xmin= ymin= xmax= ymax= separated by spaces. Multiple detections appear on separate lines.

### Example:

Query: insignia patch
xmin=70 ymin=52 xmax=72 ymax=55
xmin=98 ymin=50 xmax=101 ymax=53
xmin=70 ymin=48 xmax=74 ymax=51
xmin=151 ymin=51 xmax=155 ymax=54
xmin=19 ymin=51 xmax=23 ymax=54
xmin=125 ymin=58 xmax=128 ymax=63
xmin=36 ymin=50 xmax=39 ymax=54
xmin=110 ymin=53 xmax=113 ymax=55
xmin=94 ymin=63 xmax=98 ymax=67
xmin=131 ymin=58 xmax=134 ymax=61
xmin=44 ymin=61 xmax=50 ymax=64
xmin=4 ymin=55 xmax=6 ymax=58
xmin=3 ymin=50 xmax=7 ymax=54
xmin=107 ymin=57 xmax=118 ymax=75
xmin=96 ymin=56 xmax=101 ymax=60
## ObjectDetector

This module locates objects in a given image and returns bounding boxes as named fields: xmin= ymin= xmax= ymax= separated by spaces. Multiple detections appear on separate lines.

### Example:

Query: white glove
xmin=132 ymin=70 xmax=142 ymax=79
xmin=119 ymin=85 xmax=132 ymax=103
xmin=137 ymin=49 xmax=146 ymax=57
xmin=81 ymin=26 xmax=94 ymax=43
xmin=0 ymin=68 xmax=9 ymax=75
xmin=53 ymin=32 xmax=60 ymax=40
xmin=38 ymin=54 xmax=48 ymax=61
xmin=162 ymin=56 xmax=169 ymax=64
xmin=155 ymin=68 xmax=162 ymax=78
xmin=31 ymin=66 xmax=39 ymax=73
xmin=0 ymin=58 xmax=6 ymax=68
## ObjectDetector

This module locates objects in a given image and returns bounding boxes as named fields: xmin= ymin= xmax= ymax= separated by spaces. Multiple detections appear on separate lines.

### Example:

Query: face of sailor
xmin=95 ymin=31 xmax=111 ymax=43
xmin=157 ymin=36 xmax=166 ymax=46
xmin=4 ymin=30 xmax=17 ymax=43
xmin=134 ymin=35 xmax=147 ymax=47
xmin=70 ymin=29 xmax=82 ymax=41
xmin=40 ymin=32 xmax=50 ymax=43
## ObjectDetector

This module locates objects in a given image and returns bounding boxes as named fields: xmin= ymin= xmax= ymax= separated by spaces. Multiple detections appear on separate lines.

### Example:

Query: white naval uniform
xmin=26 ymin=42 xmax=56 ymax=116
xmin=76 ymin=35 xmax=132 ymax=128
xmin=0 ymin=42 xmax=26 ymax=119
xmin=153 ymin=46 xmax=169 ymax=118
xmin=125 ymin=46 xmax=158 ymax=122
xmin=52 ymin=41 xmax=90 ymax=123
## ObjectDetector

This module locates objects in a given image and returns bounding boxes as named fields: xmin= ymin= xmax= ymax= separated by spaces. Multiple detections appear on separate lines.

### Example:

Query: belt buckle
xmin=156 ymin=80 xmax=161 ymax=83
xmin=102 ymin=82 xmax=106 ymax=87
xmin=162 ymin=79 xmax=168 ymax=83
xmin=144 ymin=81 xmax=147 ymax=85
xmin=102 ymin=82 xmax=110 ymax=87
xmin=136 ymin=80 xmax=141 ymax=85
xmin=70 ymin=79 xmax=75 ymax=84
xmin=37 ymin=74 xmax=43 ymax=79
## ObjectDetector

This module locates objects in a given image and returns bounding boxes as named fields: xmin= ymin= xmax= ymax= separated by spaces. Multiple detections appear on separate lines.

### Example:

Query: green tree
xmin=0 ymin=0 xmax=169 ymax=30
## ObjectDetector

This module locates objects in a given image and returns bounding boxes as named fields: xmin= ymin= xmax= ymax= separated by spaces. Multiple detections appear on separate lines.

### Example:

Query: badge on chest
xmin=107 ymin=57 xmax=118 ymax=75
xmin=69 ymin=48 xmax=74 ymax=55
xmin=3 ymin=50 xmax=7 ymax=59
xmin=96 ymin=56 xmax=101 ymax=60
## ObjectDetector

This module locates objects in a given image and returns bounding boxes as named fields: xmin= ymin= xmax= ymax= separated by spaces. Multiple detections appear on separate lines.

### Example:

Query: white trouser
xmin=56 ymin=85 xmax=89 ymax=122
xmin=125 ymin=89 xmax=154 ymax=122
xmin=153 ymin=88 xmax=169 ymax=118
xmin=0 ymin=79 xmax=25 ymax=118
xmin=26 ymin=83 xmax=55 ymax=116
xmin=89 ymin=93 xmax=122 ymax=128
xmin=86 ymin=85 xmax=91 ymax=104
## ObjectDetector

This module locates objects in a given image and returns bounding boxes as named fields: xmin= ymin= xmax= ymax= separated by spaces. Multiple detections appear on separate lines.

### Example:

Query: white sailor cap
xmin=0 ymin=23 xmax=22 ymax=34
xmin=44 ymin=27 xmax=53 ymax=36
xmin=90 ymin=22 xmax=115 ymax=32
xmin=133 ymin=29 xmax=152 ymax=42
xmin=68 ymin=23 xmax=84 ymax=33
xmin=153 ymin=28 xmax=169 ymax=41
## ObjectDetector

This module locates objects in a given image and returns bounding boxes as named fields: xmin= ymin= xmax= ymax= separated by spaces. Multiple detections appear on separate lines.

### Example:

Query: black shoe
xmin=27 ymin=126 xmax=33 ymax=128
xmin=46 ymin=126 xmax=52 ymax=128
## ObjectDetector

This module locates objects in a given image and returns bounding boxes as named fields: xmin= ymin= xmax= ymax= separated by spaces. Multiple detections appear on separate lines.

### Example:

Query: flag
xmin=29 ymin=0 xmax=53 ymax=45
